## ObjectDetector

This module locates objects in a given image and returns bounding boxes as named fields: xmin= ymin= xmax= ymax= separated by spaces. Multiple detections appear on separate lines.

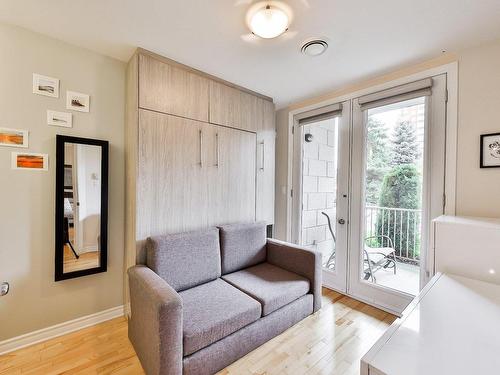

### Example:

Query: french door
xmin=292 ymin=101 xmax=351 ymax=293
xmin=349 ymin=75 xmax=447 ymax=313
xmin=291 ymin=75 xmax=448 ymax=314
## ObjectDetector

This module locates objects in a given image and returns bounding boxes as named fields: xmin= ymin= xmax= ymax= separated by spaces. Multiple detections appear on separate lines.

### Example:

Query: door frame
xmin=283 ymin=62 xmax=458 ymax=314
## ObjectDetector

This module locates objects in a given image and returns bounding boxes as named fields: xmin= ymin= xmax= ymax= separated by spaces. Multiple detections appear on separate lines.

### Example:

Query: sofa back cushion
xmin=218 ymin=222 xmax=267 ymax=274
xmin=146 ymin=228 xmax=221 ymax=292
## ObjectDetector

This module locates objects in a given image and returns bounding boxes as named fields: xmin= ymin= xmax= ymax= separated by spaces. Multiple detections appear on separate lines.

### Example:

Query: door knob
xmin=338 ymin=219 xmax=346 ymax=225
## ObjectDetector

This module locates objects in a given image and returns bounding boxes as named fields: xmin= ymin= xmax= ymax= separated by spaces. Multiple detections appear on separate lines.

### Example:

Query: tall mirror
xmin=55 ymin=135 xmax=109 ymax=281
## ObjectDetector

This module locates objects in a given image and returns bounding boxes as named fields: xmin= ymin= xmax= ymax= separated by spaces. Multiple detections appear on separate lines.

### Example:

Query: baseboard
xmin=0 ymin=305 xmax=124 ymax=355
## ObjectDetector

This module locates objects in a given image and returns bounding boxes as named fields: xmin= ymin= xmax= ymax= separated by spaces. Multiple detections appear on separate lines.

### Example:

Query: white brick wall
xmin=318 ymin=177 xmax=335 ymax=192
xmin=308 ymin=159 xmax=327 ymax=176
xmin=301 ymin=118 xmax=339 ymax=258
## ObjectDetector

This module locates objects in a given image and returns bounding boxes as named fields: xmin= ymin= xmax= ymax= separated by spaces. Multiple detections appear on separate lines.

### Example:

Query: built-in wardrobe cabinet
xmin=125 ymin=49 xmax=275 ymax=300
xmin=139 ymin=54 xmax=210 ymax=122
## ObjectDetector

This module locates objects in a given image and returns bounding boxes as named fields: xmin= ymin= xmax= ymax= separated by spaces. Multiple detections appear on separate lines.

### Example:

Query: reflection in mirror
xmin=56 ymin=135 xmax=108 ymax=281
xmin=63 ymin=143 xmax=102 ymax=273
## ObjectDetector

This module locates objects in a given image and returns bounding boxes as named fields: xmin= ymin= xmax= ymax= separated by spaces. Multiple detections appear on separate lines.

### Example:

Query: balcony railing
xmin=365 ymin=206 xmax=422 ymax=265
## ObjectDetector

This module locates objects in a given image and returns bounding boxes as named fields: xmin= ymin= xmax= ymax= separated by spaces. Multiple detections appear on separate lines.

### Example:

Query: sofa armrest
xmin=266 ymin=239 xmax=322 ymax=312
xmin=128 ymin=265 xmax=183 ymax=375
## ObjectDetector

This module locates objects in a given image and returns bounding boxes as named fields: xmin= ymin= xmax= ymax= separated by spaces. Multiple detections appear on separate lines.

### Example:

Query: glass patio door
xmin=349 ymin=76 xmax=447 ymax=314
xmin=292 ymin=101 xmax=350 ymax=293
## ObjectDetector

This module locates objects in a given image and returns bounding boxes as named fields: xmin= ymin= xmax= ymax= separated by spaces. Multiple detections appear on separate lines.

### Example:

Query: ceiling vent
xmin=301 ymin=39 xmax=328 ymax=57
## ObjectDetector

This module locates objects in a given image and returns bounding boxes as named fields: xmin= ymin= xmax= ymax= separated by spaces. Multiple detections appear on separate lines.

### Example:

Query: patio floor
xmin=369 ymin=260 xmax=420 ymax=296
xmin=322 ymin=255 xmax=420 ymax=296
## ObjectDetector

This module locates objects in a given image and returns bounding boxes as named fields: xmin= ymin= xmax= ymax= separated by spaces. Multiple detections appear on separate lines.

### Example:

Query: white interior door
xmin=348 ymin=75 xmax=447 ymax=314
xmin=291 ymin=101 xmax=351 ymax=293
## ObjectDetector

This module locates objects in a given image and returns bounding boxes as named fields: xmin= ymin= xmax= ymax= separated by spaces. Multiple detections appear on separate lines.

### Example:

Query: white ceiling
xmin=2 ymin=0 xmax=500 ymax=108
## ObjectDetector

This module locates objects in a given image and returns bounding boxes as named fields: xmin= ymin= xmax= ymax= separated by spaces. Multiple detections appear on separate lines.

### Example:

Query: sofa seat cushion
xmin=179 ymin=278 xmax=261 ymax=356
xmin=222 ymin=262 xmax=310 ymax=316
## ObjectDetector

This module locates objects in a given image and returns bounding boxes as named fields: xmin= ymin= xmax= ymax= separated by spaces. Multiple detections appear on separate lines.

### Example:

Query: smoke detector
xmin=301 ymin=38 xmax=329 ymax=56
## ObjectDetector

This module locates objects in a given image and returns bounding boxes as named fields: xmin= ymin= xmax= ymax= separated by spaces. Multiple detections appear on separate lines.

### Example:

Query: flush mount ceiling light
xmin=247 ymin=2 xmax=290 ymax=39
xmin=301 ymin=38 xmax=329 ymax=56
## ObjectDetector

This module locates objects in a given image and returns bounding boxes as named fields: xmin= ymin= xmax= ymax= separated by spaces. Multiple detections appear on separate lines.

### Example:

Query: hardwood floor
xmin=63 ymin=247 xmax=100 ymax=273
xmin=62 ymin=226 xmax=100 ymax=273
xmin=0 ymin=289 xmax=395 ymax=375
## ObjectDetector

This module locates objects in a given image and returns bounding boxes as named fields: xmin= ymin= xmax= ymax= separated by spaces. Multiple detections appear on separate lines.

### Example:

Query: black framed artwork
xmin=480 ymin=132 xmax=500 ymax=168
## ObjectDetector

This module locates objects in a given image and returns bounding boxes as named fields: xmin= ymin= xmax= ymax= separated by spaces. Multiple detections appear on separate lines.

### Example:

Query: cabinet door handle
xmin=259 ymin=141 xmax=265 ymax=171
xmin=199 ymin=130 xmax=203 ymax=167
xmin=215 ymin=133 xmax=220 ymax=168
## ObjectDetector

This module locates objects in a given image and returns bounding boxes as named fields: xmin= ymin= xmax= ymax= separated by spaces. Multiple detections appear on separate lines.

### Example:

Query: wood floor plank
xmin=0 ymin=288 xmax=395 ymax=375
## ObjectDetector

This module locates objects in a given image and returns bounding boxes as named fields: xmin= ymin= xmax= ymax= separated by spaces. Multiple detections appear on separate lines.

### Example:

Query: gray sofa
xmin=128 ymin=222 xmax=322 ymax=375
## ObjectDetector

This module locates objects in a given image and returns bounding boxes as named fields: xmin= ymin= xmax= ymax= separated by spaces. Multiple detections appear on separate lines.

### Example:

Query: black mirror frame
xmin=55 ymin=135 xmax=109 ymax=281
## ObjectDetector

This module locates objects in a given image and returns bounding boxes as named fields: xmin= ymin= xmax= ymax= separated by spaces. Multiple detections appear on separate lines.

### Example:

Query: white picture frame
xmin=0 ymin=127 xmax=29 ymax=148
xmin=47 ymin=110 xmax=72 ymax=128
xmin=11 ymin=152 xmax=49 ymax=171
xmin=66 ymin=91 xmax=90 ymax=112
xmin=33 ymin=74 xmax=59 ymax=98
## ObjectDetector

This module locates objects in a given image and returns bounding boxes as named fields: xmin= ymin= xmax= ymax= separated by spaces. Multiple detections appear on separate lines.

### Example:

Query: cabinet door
xmin=256 ymin=99 xmax=276 ymax=224
xmin=137 ymin=109 xmax=210 ymax=240
xmin=209 ymin=81 xmax=262 ymax=132
xmin=139 ymin=54 xmax=209 ymax=122
xmin=207 ymin=125 xmax=256 ymax=226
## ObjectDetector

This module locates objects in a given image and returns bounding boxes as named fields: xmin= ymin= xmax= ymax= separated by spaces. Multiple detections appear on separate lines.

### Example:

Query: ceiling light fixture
xmin=247 ymin=3 xmax=290 ymax=39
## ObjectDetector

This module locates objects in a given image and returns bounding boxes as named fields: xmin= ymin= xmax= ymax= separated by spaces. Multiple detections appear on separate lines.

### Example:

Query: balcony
xmin=364 ymin=205 xmax=421 ymax=295
xmin=321 ymin=206 xmax=421 ymax=295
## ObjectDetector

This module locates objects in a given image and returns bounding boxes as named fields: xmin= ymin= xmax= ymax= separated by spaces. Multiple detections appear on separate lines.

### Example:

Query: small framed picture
xmin=47 ymin=110 xmax=72 ymax=128
xmin=480 ymin=132 xmax=500 ymax=168
xmin=11 ymin=152 xmax=49 ymax=171
xmin=33 ymin=74 xmax=59 ymax=98
xmin=0 ymin=127 xmax=29 ymax=148
xmin=66 ymin=91 xmax=90 ymax=112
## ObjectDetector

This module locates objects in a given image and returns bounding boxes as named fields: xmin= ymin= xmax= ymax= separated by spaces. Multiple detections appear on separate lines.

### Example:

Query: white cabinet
xmin=137 ymin=109 xmax=256 ymax=239
xmin=361 ymin=273 xmax=500 ymax=375
xmin=433 ymin=215 xmax=500 ymax=284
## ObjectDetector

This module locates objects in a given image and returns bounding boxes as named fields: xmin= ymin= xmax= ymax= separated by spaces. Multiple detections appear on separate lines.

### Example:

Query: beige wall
xmin=275 ymin=41 xmax=500 ymax=240
xmin=0 ymin=23 xmax=126 ymax=341
xmin=456 ymin=40 xmax=500 ymax=218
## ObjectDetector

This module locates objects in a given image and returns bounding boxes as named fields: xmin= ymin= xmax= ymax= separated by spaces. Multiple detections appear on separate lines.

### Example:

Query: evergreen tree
xmin=375 ymin=165 xmax=421 ymax=258
xmin=365 ymin=118 xmax=390 ymax=205
xmin=391 ymin=121 xmax=420 ymax=166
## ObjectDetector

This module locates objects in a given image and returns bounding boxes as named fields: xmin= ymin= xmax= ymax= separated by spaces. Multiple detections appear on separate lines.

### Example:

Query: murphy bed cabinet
xmin=125 ymin=49 xmax=275 ymax=306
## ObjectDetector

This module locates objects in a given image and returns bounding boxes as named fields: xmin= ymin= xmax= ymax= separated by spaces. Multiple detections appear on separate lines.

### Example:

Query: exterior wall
xmin=300 ymin=118 xmax=338 ymax=262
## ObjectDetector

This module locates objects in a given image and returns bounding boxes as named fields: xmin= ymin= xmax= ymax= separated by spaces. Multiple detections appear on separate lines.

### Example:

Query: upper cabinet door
xmin=139 ymin=54 xmax=209 ymax=122
xmin=209 ymin=81 xmax=262 ymax=132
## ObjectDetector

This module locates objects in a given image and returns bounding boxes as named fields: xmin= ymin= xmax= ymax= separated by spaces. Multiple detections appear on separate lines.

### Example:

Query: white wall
xmin=0 ymin=23 xmax=126 ymax=341
xmin=456 ymin=40 xmax=500 ymax=218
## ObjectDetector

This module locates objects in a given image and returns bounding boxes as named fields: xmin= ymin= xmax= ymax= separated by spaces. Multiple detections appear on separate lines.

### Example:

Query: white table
xmin=361 ymin=273 xmax=500 ymax=375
